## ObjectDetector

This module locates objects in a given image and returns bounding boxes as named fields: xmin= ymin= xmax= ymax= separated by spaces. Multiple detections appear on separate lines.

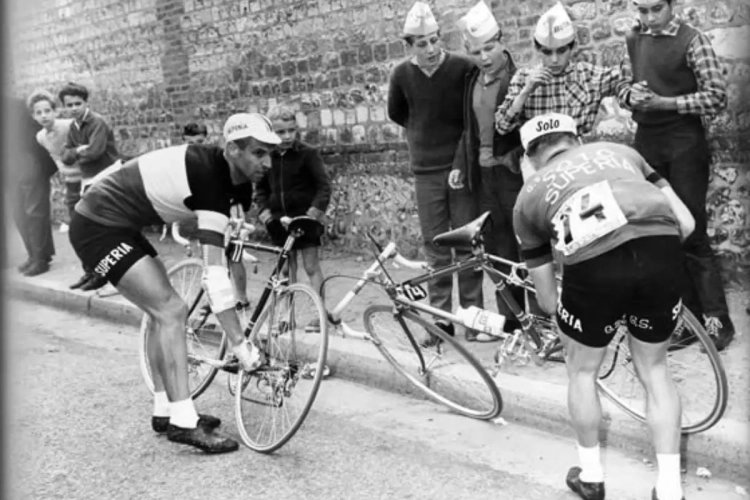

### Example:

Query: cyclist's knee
xmin=151 ymin=294 xmax=188 ymax=328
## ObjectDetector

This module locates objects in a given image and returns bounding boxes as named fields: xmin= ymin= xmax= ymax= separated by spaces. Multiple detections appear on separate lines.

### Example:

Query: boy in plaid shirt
xmin=495 ymin=2 xmax=630 ymax=138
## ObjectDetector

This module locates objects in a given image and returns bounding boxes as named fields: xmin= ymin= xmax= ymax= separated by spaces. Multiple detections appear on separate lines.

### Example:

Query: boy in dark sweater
xmin=256 ymin=105 xmax=332 ymax=317
xmin=620 ymin=0 xmax=734 ymax=354
xmin=387 ymin=1 xmax=484 ymax=344
xmin=59 ymin=82 xmax=121 ymax=291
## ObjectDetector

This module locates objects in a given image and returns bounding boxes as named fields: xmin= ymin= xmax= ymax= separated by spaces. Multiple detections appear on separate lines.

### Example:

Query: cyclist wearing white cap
xmin=68 ymin=112 xmax=281 ymax=454
xmin=495 ymin=2 xmax=630 ymax=136
xmin=513 ymin=113 xmax=694 ymax=500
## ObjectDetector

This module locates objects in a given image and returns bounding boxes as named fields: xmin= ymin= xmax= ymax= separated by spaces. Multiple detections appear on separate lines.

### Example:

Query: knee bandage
xmin=202 ymin=265 xmax=236 ymax=313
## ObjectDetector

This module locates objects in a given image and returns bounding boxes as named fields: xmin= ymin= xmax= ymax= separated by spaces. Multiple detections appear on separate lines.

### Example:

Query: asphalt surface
xmin=6 ymin=300 xmax=747 ymax=500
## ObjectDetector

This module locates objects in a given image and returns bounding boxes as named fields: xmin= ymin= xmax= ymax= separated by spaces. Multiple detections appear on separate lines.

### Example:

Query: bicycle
xmin=139 ymin=215 xmax=329 ymax=452
xmin=325 ymin=211 xmax=728 ymax=434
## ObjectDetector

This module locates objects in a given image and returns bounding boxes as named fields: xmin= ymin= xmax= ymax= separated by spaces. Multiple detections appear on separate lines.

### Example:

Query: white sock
xmin=169 ymin=399 xmax=199 ymax=429
xmin=655 ymin=454 xmax=683 ymax=500
xmin=153 ymin=391 xmax=170 ymax=417
xmin=577 ymin=443 xmax=605 ymax=482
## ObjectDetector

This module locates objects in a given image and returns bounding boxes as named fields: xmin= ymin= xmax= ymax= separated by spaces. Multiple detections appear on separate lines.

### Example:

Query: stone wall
xmin=8 ymin=0 xmax=750 ymax=286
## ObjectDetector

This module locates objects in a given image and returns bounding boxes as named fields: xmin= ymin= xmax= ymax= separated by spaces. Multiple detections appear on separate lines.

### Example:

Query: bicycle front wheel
xmin=235 ymin=283 xmax=328 ymax=453
xmin=596 ymin=307 xmax=728 ymax=434
xmin=363 ymin=305 xmax=502 ymax=420
xmin=139 ymin=258 xmax=227 ymax=399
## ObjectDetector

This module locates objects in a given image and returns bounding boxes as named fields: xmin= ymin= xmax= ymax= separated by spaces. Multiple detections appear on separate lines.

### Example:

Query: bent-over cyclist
xmin=68 ymin=113 xmax=281 ymax=454
xmin=513 ymin=113 xmax=694 ymax=500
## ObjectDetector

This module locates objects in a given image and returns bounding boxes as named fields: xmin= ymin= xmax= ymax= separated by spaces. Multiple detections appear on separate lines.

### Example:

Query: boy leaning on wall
xmin=59 ymin=81 xmax=122 ymax=292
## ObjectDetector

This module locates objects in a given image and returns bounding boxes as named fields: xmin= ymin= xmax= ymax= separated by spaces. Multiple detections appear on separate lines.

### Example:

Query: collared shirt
xmin=495 ymin=61 xmax=629 ymax=135
xmin=36 ymin=119 xmax=73 ymax=167
xmin=411 ymin=50 xmax=447 ymax=77
xmin=620 ymin=17 xmax=726 ymax=117
xmin=61 ymin=108 xmax=120 ymax=178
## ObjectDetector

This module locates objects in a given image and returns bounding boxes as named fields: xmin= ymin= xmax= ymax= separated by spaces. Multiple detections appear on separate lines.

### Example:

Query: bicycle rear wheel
xmin=363 ymin=305 xmax=502 ymax=420
xmin=596 ymin=307 xmax=728 ymax=434
xmin=235 ymin=283 xmax=328 ymax=453
xmin=139 ymin=258 xmax=227 ymax=399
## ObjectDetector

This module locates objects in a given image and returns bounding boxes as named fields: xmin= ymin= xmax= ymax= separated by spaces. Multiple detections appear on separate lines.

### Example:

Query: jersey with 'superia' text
xmin=513 ymin=141 xmax=679 ymax=268
xmin=75 ymin=144 xmax=252 ymax=247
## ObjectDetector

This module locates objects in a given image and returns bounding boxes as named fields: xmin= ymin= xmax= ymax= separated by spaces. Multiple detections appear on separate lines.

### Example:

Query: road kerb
xmin=10 ymin=276 xmax=748 ymax=480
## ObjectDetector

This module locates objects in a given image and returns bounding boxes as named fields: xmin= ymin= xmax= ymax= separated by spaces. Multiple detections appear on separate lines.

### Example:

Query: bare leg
xmin=562 ymin=332 xmax=608 ymax=482
xmin=300 ymin=246 xmax=324 ymax=298
xmin=629 ymin=335 xmax=683 ymax=500
xmin=116 ymin=256 xmax=190 ymax=403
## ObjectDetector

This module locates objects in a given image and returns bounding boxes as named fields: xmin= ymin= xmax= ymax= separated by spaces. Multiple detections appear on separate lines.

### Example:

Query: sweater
xmin=61 ymin=109 xmax=120 ymax=178
xmin=387 ymin=52 xmax=473 ymax=173
xmin=625 ymin=22 xmax=699 ymax=126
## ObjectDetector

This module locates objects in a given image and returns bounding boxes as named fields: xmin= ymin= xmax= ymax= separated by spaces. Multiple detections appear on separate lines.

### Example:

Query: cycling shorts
xmin=69 ymin=211 xmax=158 ymax=286
xmin=556 ymin=235 xmax=684 ymax=348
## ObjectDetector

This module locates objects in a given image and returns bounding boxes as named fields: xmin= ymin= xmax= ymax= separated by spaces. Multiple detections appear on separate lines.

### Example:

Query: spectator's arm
xmin=495 ymin=71 xmax=528 ymax=134
xmin=676 ymin=33 xmax=727 ymax=117
xmin=387 ymin=70 xmax=408 ymax=127
xmin=61 ymin=131 xmax=79 ymax=165
xmin=307 ymin=148 xmax=332 ymax=218
xmin=76 ymin=120 xmax=110 ymax=164
xmin=617 ymin=52 xmax=635 ymax=111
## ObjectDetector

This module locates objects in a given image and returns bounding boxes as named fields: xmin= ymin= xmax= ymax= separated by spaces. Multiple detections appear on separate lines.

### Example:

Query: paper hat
xmin=520 ymin=113 xmax=578 ymax=150
xmin=457 ymin=1 xmax=500 ymax=48
xmin=534 ymin=2 xmax=576 ymax=48
xmin=403 ymin=1 xmax=439 ymax=37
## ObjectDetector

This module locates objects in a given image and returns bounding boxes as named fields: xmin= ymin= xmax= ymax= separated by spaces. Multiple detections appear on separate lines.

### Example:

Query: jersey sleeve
xmin=186 ymin=151 xmax=231 ymax=247
xmin=513 ymin=192 xmax=553 ymax=269
xmin=629 ymin=147 xmax=669 ymax=188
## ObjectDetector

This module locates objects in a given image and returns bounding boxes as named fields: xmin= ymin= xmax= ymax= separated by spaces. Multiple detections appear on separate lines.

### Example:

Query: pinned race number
xmin=551 ymin=180 xmax=627 ymax=256
xmin=396 ymin=283 xmax=428 ymax=301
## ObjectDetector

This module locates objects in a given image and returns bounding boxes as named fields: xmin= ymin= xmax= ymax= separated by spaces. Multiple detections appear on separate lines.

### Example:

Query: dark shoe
xmin=70 ymin=273 xmax=92 ymax=289
xmin=651 ymin=487 xmax=685 ymax=500
xmin=566 ymin=466 xmax=605 ymax=500
xmin=152 ymin=413 xmax=222 ymax=433
xmin=421 ymin=321 xmax=455 ymax=348
xmin=465 ymin=328 xmax=502 ymax=343
xmin=80 ymin=274 xmax=107 ymax=291
xmin=17 ymin=259 xmax=33 ymax=273
xmin=704 ymin=315 xmax=734 ymax=352
xmin=23 ymin=260 xmax=50 ymax=277
xmin=166 ymin=424 xmax=240 ymax=454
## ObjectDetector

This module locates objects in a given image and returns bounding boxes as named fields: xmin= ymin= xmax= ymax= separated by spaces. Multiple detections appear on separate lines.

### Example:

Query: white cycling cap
xmin=223 ymin=113 xmax=281 ymax=145
xmin=403 ymin=1 xmax=439 ymax=37
xmin=457 ymin=1 xmax=500 ymax=49
xmin=520 ymin=113 xmax=578 ymax=150
xmin=534 ymin=2 xmax=576 ymax=49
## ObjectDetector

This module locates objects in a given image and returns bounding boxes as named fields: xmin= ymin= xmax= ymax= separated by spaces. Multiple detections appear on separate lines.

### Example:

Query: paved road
xmin=7 ymin=300 xmax=746 ymax=500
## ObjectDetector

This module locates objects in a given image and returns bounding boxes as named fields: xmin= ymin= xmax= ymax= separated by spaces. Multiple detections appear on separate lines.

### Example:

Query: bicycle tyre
xmin=235 ymin=283 xmax=328 ymax=453
xmin=363 ymin=304 xmax=502 ymax=420
xmin=596 ymin=307 xmax=728 ymax=434
xmin=139 ymin=258 xmax=227 ymax=399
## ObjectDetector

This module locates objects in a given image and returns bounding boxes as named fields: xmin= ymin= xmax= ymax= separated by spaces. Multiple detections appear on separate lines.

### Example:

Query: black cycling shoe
xmin=166 ymin=424 xmax=239 ymax=454
xmin=652 ymin=487 xmax=685 ymax=500
xmin=421 ymin=321 xmax=455 ymax=348
xmin=566 ymin=466 xmax=605 ymax=500
xmin=152 ymin=413 xmax=222 ymax=433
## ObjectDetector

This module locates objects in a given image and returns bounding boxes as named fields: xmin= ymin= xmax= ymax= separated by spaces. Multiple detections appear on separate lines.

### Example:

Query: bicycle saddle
xmin=433 ymin=211 xmax=492 ymax=248
xmin=287 ymin=216 xmax=325 ymax=237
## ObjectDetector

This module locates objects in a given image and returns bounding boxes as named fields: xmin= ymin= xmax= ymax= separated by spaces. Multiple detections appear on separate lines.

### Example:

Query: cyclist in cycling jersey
xmin=513 ymin=113 xmax=694 ymax=500
xmin=68 ymin=113 xmax=281 ymax=454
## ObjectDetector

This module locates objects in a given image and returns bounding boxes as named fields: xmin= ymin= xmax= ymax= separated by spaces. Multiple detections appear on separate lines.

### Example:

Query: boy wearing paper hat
xmin=514 ymin=112 xmax=694 ymax=500
xmin=450 ymin=1 xmax=540 ymax=341
xmin=495 ymin=1 xmax=630 ymax=137
xmin=618 ymin=0 xmax=734 ymax=355
xmin=387 ymin=1 xmax=485 ymax=343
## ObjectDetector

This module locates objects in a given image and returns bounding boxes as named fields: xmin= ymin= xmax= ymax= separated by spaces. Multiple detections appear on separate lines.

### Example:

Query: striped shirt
xmin=495 ymin=61 xmax=630 ymax=136
xmin=619 ymin=17 xmax=727 ymax=118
